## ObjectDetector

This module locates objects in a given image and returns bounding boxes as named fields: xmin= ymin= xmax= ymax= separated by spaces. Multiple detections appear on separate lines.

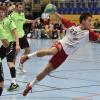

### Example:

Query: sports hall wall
xmin=50 ymin=14 xmax=100 ymax=24
xmin=31 ymin=0 xmax=100 ymax=24
xmin=50 ymin=0 xmax=100 ymax=24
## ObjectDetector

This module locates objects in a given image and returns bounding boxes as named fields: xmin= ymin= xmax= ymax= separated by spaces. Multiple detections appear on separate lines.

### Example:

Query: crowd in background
xmin=93 ymin=18 xmax=100 ymax=29
xmin=0 ymin=0 xmax=100 ymax=40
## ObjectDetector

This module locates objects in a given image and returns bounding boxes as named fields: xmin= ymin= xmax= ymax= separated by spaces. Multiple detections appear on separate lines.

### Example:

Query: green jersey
xmin=9 ymin=11 xmax=26 ymax=38
xmin=1 ymin=17 xmax=16 ymax=42
xmin=0 ymin=23 xmax=7 ymax=40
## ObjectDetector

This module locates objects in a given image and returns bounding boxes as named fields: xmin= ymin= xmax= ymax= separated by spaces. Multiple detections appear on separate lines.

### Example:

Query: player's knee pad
xmin=6 ymin=42 xmax=16 ymax=62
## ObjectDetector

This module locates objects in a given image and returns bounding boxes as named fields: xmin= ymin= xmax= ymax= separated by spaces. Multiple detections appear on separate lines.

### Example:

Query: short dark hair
xmin=79 ymin=12 xmax=92 ymax=23
xmin=15 ymin=2 xmax=23 ymax=7
xmin=0 ymin=6 xmax=6 ymax=11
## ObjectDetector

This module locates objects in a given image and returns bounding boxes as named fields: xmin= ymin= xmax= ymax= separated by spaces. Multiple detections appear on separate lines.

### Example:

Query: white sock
xmin=19 ymin=63 xmax=23 ymax=66
xmin=28 ymin=51 xmax=37 ymax=58
xmin=12 ymin=78 xmax=16 ymax=84
xmin=29 ymin=77 xmax=38 ymax=86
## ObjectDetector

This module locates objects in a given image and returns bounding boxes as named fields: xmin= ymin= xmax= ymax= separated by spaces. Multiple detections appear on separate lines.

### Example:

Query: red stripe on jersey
xmin=89 ymin=30 xmax=99 ymax=41
xmin=61 ymin=16 xmax=76 ymax=28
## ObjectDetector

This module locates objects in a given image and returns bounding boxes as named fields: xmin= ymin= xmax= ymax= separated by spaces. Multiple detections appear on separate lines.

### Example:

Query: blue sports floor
xmin=0 ymin=39 xmax=100 ymax=100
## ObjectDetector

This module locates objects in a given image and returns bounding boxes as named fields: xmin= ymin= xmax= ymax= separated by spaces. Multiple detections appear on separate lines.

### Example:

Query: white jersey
xmin=59 ymin=26 xmax=89 ymax=55
xmin=41 ymin=12 xmax=50 ymax=20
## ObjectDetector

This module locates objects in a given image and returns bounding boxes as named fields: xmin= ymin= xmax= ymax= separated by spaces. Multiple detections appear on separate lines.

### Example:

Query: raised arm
xmin=55 ymin=12 xmax=76 ymax=28
xmin=25 ymin=17 xmax=40 ymax=24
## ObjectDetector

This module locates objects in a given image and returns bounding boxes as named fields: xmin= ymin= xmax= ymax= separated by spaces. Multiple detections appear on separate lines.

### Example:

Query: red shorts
xmin=49 ymin=42 xmax=68 ymax=69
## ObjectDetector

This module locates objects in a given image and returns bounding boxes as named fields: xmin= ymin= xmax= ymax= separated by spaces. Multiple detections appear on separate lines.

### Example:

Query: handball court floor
xmin=0 ymin=39 xmax=100 ymax=100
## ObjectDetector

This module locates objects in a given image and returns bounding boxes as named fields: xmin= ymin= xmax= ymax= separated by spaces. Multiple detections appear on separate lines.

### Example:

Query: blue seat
xmin=63 ymin=8 xmax=67 ymax=14
xmin=93 ymin=2 xmax=97 ymax=8
xmin=88 ymin=2 xmax=93 ymax=8
xmin=69 ymin=8 xmax=73 ymax=14
xmin=76 ymin=2 xmax=81 ymax=8
xmin=83 ymin=8 xmax=89 ymax=12
xmin=91 ymin=0 xmax=95 ymax=1
xmin=72 ymin=8 xmax=78 ymax=14
xmin=82 ymin=3 xmax=86 ymax=8
xmin=94 ymin=7 xmax=100 ymax=14
xmin=57 ymin=8 xmax=62 ymax=14
xmin=77 ymin=8 xmax=82 ymax=14
xmin=70 ymin=2 xmax=74 ymax=8
xmin=65 ymin=8 xmax=73 ymax=14
xmin=89 ymin=8 xmax=95 ymax=13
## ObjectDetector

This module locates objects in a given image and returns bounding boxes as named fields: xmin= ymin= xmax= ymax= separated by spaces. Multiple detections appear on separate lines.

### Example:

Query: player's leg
xmin=23 ymin=44 xmax=68 ymax=96
xmin=20 ymin=46 xmax=58 ymax=64
xmin=18 ymin=35 xmax=30 ymax=73
xmin=23 ymin=62 xmax=54 ymax=96
xmin=20 ymin=41 xmax=62 ymax=64
xmin=0 ymin=62 xmax=4 ymax=96
xmin=0 ymin=47 xmax=6 ymax=95
xmin=0 ymin=82 xmax=3 ymax=96
xmin=6 ymin=42 xmax=19 ymax=91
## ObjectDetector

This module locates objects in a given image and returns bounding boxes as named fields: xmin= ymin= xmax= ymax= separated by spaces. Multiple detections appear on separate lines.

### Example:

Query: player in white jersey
xmin=20 ymin=12 xmax=100 ymax=96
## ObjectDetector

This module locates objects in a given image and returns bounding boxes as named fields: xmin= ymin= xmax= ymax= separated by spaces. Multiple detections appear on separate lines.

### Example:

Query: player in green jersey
xmin=0 ymin=6 xmax=20 ymax=91
xmin=0 ymin=6 xmax=9 ymax=95
xmin=0 ymin=24 xmax=9 ymax=95
xmin=9 ymin=2 xmax=36 ymax=73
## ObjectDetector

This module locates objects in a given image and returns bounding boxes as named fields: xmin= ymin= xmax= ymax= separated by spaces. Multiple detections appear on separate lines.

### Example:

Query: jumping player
xmin=20 ymin=12 xmax=100 ymax=96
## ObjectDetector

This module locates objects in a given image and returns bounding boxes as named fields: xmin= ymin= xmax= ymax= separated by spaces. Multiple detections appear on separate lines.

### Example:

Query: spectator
xmin=93 ymin=19 xmax=100 ymax=29
xmin=41 ymin=11 xmax=50 ymax=25
xmin=34 ymin=19 xmax=45 ymax=38
xmin=52 ymin=21 xmax=63 ymax=39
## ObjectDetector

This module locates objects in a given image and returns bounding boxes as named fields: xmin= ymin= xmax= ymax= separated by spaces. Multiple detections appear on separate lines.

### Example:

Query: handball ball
xmin=44 ymin=4 xmax=57 ymax=13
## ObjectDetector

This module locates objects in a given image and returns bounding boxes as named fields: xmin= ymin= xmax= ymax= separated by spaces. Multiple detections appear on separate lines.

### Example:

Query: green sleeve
xmin=0 ymin=25 xmax=7 ymax=40
xmin=9 ymin=20 xmax=16 ymax=31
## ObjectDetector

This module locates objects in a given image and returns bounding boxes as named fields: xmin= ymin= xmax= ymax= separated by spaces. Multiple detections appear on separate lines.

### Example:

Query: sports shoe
xmin=16 ymin=64 xmax=26 ymax=74
xmin=20 ymin=55 xmax=29 ymax=64
xmin=7 ymin=83 xmax=19 ymax=91
xmin=23 ymin=83 xmax=32 ymax=96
